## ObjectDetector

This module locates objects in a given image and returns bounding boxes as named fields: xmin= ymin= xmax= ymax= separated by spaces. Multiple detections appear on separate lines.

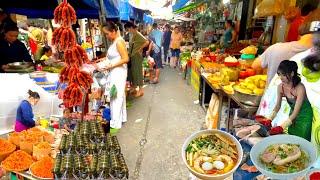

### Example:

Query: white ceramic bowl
xmin=250 ymin=135 xmax=317 ymax=180
xmin=181 ymin=129 xmax=243 ymax=180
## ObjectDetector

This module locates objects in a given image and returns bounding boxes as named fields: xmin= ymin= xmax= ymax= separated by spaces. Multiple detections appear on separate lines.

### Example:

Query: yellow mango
xmin=244 ymin=78 xmax=253 ymax=84
xmin=254 ymin=78 xmax=260 ymax=87
xmin=246 ymin=83 xmax=257 ymax=91
xmin=260 ymin=75 xmax=267 ymax=81
xmin=253 ymin=88 xmax=264 ymax=96
xmin=223 ymin=85 xmax=234 ymax=94
xmin=259 ymin=80 xmax=266 ymax=89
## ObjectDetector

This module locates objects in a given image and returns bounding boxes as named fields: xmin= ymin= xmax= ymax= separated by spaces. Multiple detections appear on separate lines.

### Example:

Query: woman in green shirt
xmin=125 ymin=22 xmax=149 ymax=97
xmin=223 ymin=20 xmax=236 ymax=48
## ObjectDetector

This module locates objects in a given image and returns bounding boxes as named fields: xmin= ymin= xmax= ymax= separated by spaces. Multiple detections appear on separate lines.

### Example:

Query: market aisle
xmin=116 ymin=67 xmax=205 ymax=180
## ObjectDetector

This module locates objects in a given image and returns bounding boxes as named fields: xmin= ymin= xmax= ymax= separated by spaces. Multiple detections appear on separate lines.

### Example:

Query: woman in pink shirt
xmin=170 ymin=26 xmax=183 ymax=68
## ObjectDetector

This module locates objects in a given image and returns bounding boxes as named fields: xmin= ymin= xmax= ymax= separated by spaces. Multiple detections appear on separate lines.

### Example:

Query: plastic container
xmin=240 ymin=54 xmax=255 ymax=60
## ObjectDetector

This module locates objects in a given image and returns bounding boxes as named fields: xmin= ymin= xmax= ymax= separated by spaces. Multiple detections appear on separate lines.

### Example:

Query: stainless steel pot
xmin=233 ymin=89 xmax=262 ymax=106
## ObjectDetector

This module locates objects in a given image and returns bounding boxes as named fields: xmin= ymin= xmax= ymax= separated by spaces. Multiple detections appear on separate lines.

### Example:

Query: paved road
xmin=116 ymin=67 xmax=205 ymax=180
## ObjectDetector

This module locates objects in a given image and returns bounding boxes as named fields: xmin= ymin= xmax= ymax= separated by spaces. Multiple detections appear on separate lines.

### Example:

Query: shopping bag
xmin=110 ymin=85 xmax=117 ymax=99
xmin=205 ymin=93 xmax=220 ymax=129
xmin=147 ymin=56 xmax=155 ymax=66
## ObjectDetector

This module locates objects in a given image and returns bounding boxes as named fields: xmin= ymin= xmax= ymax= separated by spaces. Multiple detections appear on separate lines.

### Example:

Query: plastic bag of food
xmin=284 ymin=6 xmax=301 ymax=21
xmin=205 ymin=93 xmax=219 ymax=129
xmin=254 ymin=0 xmax=286 ymax=18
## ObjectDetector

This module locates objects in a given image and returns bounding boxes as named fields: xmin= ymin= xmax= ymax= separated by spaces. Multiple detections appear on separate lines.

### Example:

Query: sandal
xmin=134 ymin=91 xmax=144 ymax=97
xmin=150 ymin=80 xmax=159 ymax=84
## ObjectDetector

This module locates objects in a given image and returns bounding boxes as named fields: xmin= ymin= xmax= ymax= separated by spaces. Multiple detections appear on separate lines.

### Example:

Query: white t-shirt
xmin=259 ymin=41 xmax=309 ymax=83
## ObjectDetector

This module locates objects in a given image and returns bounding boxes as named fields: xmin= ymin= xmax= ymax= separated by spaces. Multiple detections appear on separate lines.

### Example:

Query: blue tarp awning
xmin=172 ymin=0 xmax=190 ymax=11
xmin=1 ymin=0 xmax=152 ymax=23
xmin=119 ymin=0 xmax=131 ymax=21
xmin=2 ymin=0 xmax=101 ymax=19
xmin=143 ymin=14 xmax=154 ymax=25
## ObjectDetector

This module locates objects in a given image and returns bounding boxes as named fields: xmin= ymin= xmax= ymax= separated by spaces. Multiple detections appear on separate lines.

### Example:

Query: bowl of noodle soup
xmin=182 ymin=129 xmax=243 ymax=180
xmin=250 ymin=135 xmax=317 ymax=179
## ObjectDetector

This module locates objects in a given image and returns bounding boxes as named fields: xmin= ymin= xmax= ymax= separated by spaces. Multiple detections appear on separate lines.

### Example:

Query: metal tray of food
xmin=233 ymin=89 xmax=262 ymax=107
xmin=7 ymin=62 xmax=33 ymax=69
xmin=4 ymin=66 xmax=34 ymax=73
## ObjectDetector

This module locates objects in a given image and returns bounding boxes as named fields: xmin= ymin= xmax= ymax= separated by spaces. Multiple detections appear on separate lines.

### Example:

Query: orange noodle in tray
xmin=1 ymin=150 xmax=34 ymax=172
xmin=30 ymin=157 xmax=54 ymax=179
xmin=0 ymin=139 xmax=16 ymax=161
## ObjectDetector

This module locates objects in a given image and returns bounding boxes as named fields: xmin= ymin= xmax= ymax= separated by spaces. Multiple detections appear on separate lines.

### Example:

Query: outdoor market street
xmin=117 ymin=67 xmax=205 ymax=180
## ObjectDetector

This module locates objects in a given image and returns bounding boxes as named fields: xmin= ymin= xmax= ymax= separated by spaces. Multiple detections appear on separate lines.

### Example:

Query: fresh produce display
xmin=240 ymin=45 xmax=258 ymax=55
xmin=222 ymin=83 xmax=235 ymax=95
xmin=221 ymin=67 xmax=239 ymax=82
xmin=30 ymin=157 xmax=54 ymax=179
xmin=1 ymin=150 xmax=34 ymax=172
xmin=53 ymin=0 xmax=93 ymax=108
xmin=233 ymin=75 xmax=267 ymax=96
xmin=207 ymin=72 xmax=224 ymax=89
xmin=239 ymin=68 xmax=256 ymax=79
xmin=201 ymin=62 xmax=222 ymax=73
xmin=225 ymin=43 xmax=247 ymax=55
xmin=185 ymin=133 xmax=238 ymax=175
xmin=260 ymin=144 xmax=309 ymax=174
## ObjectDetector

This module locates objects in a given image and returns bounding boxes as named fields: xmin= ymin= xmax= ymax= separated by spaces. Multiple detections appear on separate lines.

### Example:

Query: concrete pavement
xmin=116 ymin=67 xmax=205 ymax=180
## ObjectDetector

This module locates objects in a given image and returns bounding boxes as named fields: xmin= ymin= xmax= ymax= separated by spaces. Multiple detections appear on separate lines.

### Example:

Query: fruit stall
xmin=195 ymin=45 xmax=267 ymax=131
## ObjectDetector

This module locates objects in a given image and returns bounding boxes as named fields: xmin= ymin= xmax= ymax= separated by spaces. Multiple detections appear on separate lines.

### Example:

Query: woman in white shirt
xmin=97 ymin=22 xmax=129 ymax=132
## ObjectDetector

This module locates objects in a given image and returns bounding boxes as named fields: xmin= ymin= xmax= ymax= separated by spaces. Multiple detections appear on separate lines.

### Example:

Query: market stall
xmin=187 ymin=44 xmax=266 ymax=131
xmin=0 ymin=72 xmax=62 ymax=135
xmin=0 ymin=118 xmax=129 ymax=180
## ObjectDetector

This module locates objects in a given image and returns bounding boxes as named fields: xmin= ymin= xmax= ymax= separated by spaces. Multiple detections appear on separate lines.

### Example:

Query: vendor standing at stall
xmin=222 ymin=20 xmax=236 ymax=48
xmin=268 ymin=60 xmax=313 ymax=141
xmin=15 ymin=90 xmax=40 ymax=132
xmin=0 ymin=25 xmax=33 ymax=72
xmin=252 ymin=20 xmax=314 ymax=84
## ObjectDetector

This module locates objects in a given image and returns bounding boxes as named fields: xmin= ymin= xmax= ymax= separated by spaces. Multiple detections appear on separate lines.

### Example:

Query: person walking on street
xmin=149 ymin=23 xmax=163 ymax=51
xmin=125 ymin=22 xmax=149 ymax=97
xmin=170 ymin=26 xmax=183 ymax=68
xmin=162 ymin=24 xmax=172 ymax=65
xmin=147 ymin=36 xmax=162 ymax=84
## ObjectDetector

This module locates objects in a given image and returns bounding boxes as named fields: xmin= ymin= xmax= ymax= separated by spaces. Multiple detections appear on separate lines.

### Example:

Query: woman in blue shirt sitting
xmin=15 ymin=90 xmax=40 ymax=132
